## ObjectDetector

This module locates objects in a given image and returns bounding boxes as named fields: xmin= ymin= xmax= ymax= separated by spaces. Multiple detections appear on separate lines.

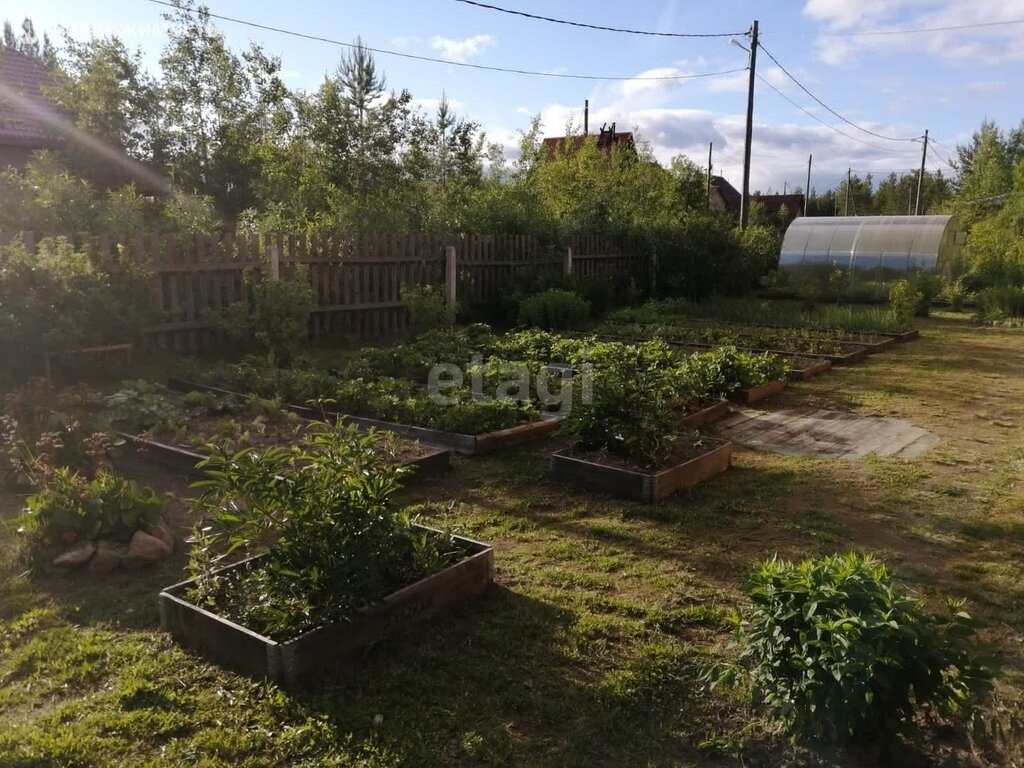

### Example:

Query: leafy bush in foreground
xmin=717 ymin=552 xmax=993 ymax=747
xmin=187 ymin=423 xmax=459 ymax=639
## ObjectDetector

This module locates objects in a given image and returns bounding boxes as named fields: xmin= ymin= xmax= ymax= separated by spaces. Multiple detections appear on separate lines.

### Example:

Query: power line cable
xmin=453 ymin=0 xmax=745 ymax=38
xmin=819 ymin=18 xmax=1024 ymax=37
xmin=927 ymin=142 xmax=958 ymax=172
xmin=758 ymin=42 xmax=918 ymax=143
xmin=143 ymin=0 xmax=747 ymax=81
xmin=756 ymin=73 xmax=919 ymax=154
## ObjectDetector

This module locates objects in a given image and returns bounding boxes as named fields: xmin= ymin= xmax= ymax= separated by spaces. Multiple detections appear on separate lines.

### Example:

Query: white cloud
xmin=430 ymin=34 xmax=495 ymax=63
xmin=804 ymin=0 xmax=1024 ymax=65
xmin=620 ymin=67 xmax=690 ymax=98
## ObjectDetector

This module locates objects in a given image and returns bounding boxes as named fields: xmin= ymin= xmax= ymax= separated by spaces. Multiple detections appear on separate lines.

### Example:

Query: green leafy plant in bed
xmin=186 ymin=422 xmax=465 ymax=640
xmin=709 ymin=553 xmax=994 ymax=753
xmin=683 ymin=347 xmax=788 ymax=400
xmin=14 ymin=443 xmax=164 ymax=551
xmin=559 ymin=342 xmax=700 ymax=468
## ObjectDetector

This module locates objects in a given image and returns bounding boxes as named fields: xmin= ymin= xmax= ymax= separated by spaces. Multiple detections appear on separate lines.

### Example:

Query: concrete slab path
xmin=716 ymin=407 xmax=940 ymax=459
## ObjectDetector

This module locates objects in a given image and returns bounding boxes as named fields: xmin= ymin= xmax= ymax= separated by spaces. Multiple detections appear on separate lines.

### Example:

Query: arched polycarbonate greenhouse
xmin=779 ymin=215 xmax=963 ymax=274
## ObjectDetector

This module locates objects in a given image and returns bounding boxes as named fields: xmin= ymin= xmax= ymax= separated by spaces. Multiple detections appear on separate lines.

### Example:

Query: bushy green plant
xmin=888 ymin=280 xmax=923 ymax=326
xmin=978 ymin=286 xmax=1024 ymax=321
xmin=187 ymin=422 xmax=460 ymax=639
xmin=942 ymin=279 xmax=970 ymax=312
xmin=204 ymin=267 xmax=315 ymax=367
xmin=17 ymin=467 xmax=164 ymax=547
xmin=560 ymin=341 xmax=693 ymax=466
xmin=518 ymin=289 xmax=591 ymax=330
xmin=682 ymin=347 xmax=787 ymax=399
xmin=911 ymin=270 xmax=944 ymax=317
xmin=0 ymin=238 xmax=155 ymax=378
xmin=717 ymin=553 xmax=993 ymax=747
xmin=400 ymin=283 xmax=452 ymax=336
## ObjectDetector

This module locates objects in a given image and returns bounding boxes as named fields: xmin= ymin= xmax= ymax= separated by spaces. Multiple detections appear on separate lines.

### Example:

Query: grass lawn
xmin=2 ymin=313 xmax=1023 ymax=767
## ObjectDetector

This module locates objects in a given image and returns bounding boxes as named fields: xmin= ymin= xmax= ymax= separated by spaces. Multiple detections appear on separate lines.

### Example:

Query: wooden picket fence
xmin=5 ymin=231 xmax=644 ymax=352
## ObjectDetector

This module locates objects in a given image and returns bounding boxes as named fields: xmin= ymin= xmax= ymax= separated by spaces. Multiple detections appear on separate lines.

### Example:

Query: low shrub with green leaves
xmin=977 ymin=285 xmax=1024 ymax=321
xmin=187 ymin=422 xmax=463 ymax=639
xmin=203 ymin=267 xmax=315 ymax=367
xmin=718 ymin=553 xmax=993 ymax=748
xmin=683 ymin=347 xmax=788 ymax=399
xmin=0 ymin=237 xmax=156 ymax=380
xmin=518 ymin=288 xmax=591 ymax=330
xmin=400 ymin=283 xmax=452 ymax=336
xmin=559 ymin=340 xmax=696 ymax=467
xmin=888 ymin=280 xmax=923 ymax=326
xmin=17 ymin=467 xmax=165 ymax=548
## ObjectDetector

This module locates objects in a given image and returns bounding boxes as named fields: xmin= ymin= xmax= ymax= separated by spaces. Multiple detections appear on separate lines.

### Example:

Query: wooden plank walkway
xmin=716 ymin=407 xmax=940 ymax=459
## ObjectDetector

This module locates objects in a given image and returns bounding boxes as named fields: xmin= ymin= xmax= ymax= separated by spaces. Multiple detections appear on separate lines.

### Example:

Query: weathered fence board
xmin=7 ymin=231 xmax=641 ymax=350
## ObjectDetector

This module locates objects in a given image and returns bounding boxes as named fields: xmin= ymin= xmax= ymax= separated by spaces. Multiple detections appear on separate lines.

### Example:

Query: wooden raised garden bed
xmin=159 ymin=525 xmax=494 ymax=687
xmin=551 ymin=439 xmax=733 ymax=502
xmin=786 ymin=358 xmax=833 ymax=382
xmin=167 ymin=377 xmax=558 ymax=456
xmin=882 ymin=329 xmax=920 ymax=343
xmin=732 ymin=379 xmax=787 ymax=405
xmin=116 ymin=431 xmax=451 ymax=482
xmin=680 ymin=399 xmax=731 ymax=429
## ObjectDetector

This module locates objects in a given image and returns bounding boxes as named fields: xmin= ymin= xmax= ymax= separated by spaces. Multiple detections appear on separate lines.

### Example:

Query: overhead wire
xmin=818 ymin=18 xmax=1024 ymax=37
xmin=452 ymin=0 xmax=746 ymax=38
xmin=756 ymin=73 xmax=919 ymax=154
xmin=757 ymin=42 xmax=919 ymax=144
xmin=142 ymin=0 xmax=747 ymax=81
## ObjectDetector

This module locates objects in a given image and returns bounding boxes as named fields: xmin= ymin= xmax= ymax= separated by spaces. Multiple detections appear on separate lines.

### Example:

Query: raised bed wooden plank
xmin=550 ymin=440 xmax=733 ymax=503
xmin=680 ymin=399 xmax=731 ymax=429
xmin=731 ymin=379 xmax=787 ymax=405
xmin=159 ymin=525 xmax=494 ymax=687
xmin=786 ymin=358 xmax=833 ymax=382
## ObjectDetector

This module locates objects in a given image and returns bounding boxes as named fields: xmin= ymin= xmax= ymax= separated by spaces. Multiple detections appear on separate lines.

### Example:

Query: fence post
xmin=267 ymin=240 xmax=280 ymax=280
xmin=564 ymin=246 xmax=573 ymax=276
xmin=649 ymin=242 xmax=658 ymax=298
xmin=445 ymin=245 xmax=457 ymax=321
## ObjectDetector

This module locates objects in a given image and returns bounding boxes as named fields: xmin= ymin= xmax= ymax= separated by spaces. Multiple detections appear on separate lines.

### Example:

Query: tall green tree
xmin=304 ymin=39 xmax=413 ymax=230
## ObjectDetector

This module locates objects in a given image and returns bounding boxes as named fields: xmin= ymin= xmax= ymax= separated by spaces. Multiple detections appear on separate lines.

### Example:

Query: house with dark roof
xmin=0 ymin=47 xmax=64 ymax=169
xmin=708 ymin=174 xmax=805 ymax=217
xmin=542 ymin=122 xmax=636 ymax=161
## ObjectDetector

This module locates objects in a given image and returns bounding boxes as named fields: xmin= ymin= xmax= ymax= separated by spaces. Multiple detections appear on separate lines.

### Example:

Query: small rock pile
xmin=52 ymin=523 xmax=175 ymax=572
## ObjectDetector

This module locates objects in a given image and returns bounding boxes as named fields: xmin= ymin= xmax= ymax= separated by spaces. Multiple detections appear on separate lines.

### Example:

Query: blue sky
xmin=15 ymin=0 xmax=1024 ymax=192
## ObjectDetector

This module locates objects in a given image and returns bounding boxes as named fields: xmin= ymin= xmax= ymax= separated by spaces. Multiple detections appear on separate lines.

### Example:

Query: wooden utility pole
xmin=804 ymin=154 xmax=812 ymax=216
xmin=844 ymin=168 xmax=851 ymax=216
xmin=706 ymin=142 xmax=713 ymax=206
xmin=739 ymin=19 xmax=759 ymax=230
xmin=915 ymin=129 xmax=929 ymax=215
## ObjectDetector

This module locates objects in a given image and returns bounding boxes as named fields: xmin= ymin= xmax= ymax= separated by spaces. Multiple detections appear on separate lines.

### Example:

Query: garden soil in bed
xmin=159 ymin=525 xmax=494 ymax=687
xmin=551 ymin=438 xmax=733 ymax=502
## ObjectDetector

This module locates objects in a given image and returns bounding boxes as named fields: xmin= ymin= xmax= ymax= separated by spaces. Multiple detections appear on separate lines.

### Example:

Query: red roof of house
xmin=542 ymin=127 xmax=635 ymax=160
xmin=0 ymin=48 xmax=64 ymax=149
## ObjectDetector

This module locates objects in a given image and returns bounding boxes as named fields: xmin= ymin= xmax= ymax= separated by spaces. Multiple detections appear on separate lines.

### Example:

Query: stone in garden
xmin=89 ymin=540 xmax=127 ymax=572
xmin=124 ymin=530 xmax=171 ymax=569
xmin=53 ymin=541 xmax=96 ymax=570
xmin=150 ymin=522 xmax=175 ymax=552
